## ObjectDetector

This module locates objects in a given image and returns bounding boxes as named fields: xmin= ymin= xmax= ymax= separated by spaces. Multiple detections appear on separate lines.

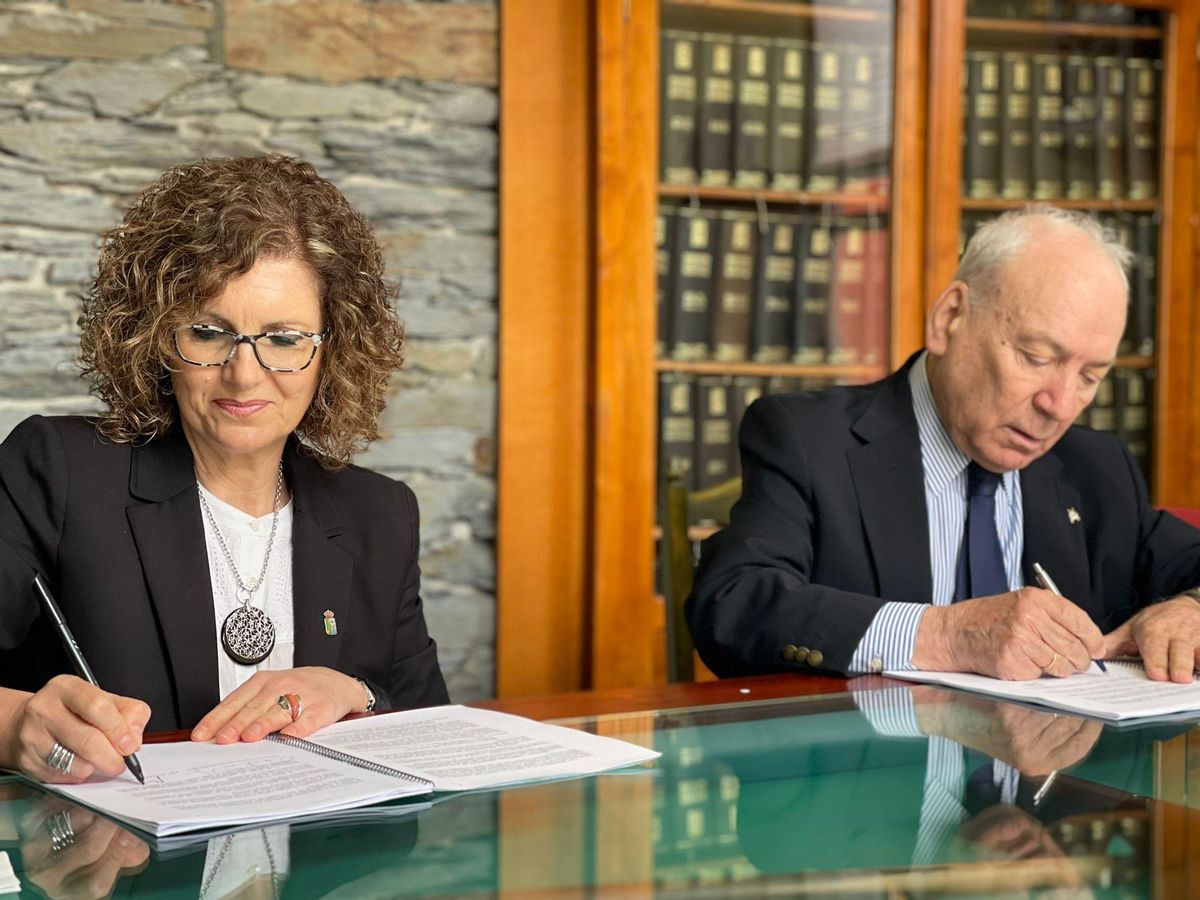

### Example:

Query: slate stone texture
xmin=0 ymin=0 xmax=499 ymax=701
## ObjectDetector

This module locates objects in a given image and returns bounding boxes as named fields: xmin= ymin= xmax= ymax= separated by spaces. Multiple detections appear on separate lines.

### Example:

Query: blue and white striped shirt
xmin=848 ymin=352 xmax=1026 ymax=674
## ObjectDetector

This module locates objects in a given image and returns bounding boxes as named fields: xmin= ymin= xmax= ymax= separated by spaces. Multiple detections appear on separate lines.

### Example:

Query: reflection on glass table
xmin=3 ymin=678 xmax=1199 ymax=898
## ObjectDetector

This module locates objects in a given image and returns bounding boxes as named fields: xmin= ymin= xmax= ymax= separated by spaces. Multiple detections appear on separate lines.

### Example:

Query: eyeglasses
xmin=174 ymin=325 xmax=325 ymax=372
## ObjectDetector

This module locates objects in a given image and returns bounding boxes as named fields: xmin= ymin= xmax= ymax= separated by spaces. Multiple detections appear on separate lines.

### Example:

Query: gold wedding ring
xmin=1046 ymin=651 xmax=1059 ymax=671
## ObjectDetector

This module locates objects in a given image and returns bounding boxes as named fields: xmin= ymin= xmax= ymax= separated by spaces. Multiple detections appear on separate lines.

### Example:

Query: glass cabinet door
xmin=654 ymin=0 xmax=899 ymax=519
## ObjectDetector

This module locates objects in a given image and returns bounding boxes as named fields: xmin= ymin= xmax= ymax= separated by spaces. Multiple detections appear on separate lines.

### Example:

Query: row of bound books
xmin=1078 ymin=366 xmax=1153 ymax=485
xmin=659 ymin=364 xmax=1153 ymax=501
xmin=961 ymin=211 xmax=1157 ymax=357
xmin=968 ymin=0 xmax=1158 ymax=23
xmin=963 ymin=50 xmax=1161 ymax=201
xmin=661 ymin=30 xmax=892 ymax=193
xmin=657 ymin=205 xmax=889 ymax=367
xmin=659 ymin=373 xmax=839 ymax=496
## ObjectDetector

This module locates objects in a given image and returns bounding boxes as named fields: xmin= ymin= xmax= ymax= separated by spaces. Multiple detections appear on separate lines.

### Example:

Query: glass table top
xmin=3 ymin=680 xmax=1198 ymax=898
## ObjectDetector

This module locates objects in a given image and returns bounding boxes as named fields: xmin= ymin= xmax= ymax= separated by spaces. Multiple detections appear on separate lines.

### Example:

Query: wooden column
xmin=496 ymin=0 xmax=593 ymax=696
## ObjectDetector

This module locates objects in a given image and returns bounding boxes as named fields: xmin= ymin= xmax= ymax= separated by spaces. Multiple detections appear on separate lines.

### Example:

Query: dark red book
xmin=826 ymin=217 xmax=868 ymax=366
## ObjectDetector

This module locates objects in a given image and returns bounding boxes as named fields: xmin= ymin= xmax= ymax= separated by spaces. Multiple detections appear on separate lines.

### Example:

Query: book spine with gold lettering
xmin=727 ymin=375 xmax=764 ymax=479
xmin=791 ymin=215 xmax=831 ymax=364
xmin=751 ymin=213 xmax=797 ymax=363
xmin=1030 ymin=53 xmax=1065 ymax=199
xmin=697 ymin=32 xmax=735 ymax=187
xmin=769 ymin=37 xmax=807 ymax=191
xmin=656 ymin=205 xmax=675 ymax=359
xmin=861 ymin=222 xmax=889 ymax=369
xmin=660 ymin=30 xmax=699 ymax=185
xmin=668 ymin=207 xmax=716 ymax=361
xmin=658 ymin=373 xmax=697 ymax=490
xmin=826 ymin=217 xmax=868 ymax=366
xmin=1131 ymin=214 xmax=1157 ymax=357
xmin=1104 ymin=214 xmax=1136 ymax=355
xmin=1087 ymin=372 xmax=1116 ymax=434
xmin=1124 ymin=57 xmax=1160 ymax=200
xmin=964 ymin=50 xmax=1001 ymax=199
xmin=805 ymin=41 xmax=843 ymax=192
xmin=1064 ymin=54 xmax=1096 ymax=200
xmin=695 ymin=375 xmax=735 ymax=490
xmin=733 ymin=36 xmax=771 ymax=189
xmin=999 ymin=51 xmax=1032 ymax=199
xmin=1114 ymin=367 xmax=1153 ymax=486
xmin=710 ymin=209 xmax=757 ymax=362
xmin=841 ymin=44 xmax=875 ymax=193
xmin=1094 ymin=56 xmax=1125 ymax=200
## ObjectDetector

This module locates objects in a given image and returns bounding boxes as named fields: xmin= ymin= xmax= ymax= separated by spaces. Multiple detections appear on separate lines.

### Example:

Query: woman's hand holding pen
xmin=0 ymin=678 xmax=149 ymax=784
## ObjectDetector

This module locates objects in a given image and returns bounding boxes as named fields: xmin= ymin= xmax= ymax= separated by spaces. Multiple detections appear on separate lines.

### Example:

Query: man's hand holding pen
xmin=913 ymin=586 xmax=1106 ymax=680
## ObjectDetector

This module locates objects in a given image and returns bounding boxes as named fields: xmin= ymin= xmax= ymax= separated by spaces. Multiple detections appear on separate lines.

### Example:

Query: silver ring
xmin=46 ymin=741 xmax=75 ymax=775
xmin=46 ymin=809 xmax=75 ymax=853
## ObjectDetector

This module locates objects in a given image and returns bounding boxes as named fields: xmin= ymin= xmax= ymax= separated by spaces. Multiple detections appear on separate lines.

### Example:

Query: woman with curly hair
xmin=0 ymin=155 xmax=448 ymax=784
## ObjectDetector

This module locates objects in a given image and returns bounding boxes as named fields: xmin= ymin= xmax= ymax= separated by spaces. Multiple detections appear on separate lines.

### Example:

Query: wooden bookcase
xmin=498 ymin=0 xmax=1200 ymax=698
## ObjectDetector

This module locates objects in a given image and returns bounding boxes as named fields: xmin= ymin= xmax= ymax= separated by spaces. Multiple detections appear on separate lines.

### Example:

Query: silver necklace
xmin=200 ymin=830 xmax=281 ymax=900
xmin=198 ymin=463 xmax=283 ymax=666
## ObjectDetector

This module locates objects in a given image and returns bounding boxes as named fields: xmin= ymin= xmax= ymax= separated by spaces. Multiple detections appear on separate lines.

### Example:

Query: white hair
xmin=955 ymin=204 xmax=1133 ymax=304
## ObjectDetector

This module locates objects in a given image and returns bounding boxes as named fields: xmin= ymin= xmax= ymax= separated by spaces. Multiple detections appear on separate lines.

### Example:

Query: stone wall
xmin=0 ymin=0 xmax=499 ymax=701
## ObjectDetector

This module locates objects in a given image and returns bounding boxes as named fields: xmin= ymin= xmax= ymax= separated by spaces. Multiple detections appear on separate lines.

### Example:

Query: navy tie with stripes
xmin=954 ymin=462 xmax=1008 ymax=602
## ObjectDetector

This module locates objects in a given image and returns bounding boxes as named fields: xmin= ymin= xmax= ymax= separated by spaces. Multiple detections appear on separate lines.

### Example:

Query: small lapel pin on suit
xmin=1067 ymin=507 xmax=1081 ymax=524
xmin=323 ymin=610 xmax=338 ymax=636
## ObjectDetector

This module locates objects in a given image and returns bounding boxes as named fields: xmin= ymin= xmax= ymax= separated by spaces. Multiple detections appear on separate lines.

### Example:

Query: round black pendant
xmin=220 ymin=605 xmax=276 ymax=665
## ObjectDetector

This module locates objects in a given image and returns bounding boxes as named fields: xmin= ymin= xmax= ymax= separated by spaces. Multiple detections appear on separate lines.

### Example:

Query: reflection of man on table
xmin=688 ymin=206 xmax=1200 ymax=683
xmin=697 ymin=685 xmax=1148 ymax=894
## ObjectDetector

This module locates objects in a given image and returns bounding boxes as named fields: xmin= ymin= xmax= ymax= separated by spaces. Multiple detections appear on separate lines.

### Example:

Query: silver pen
xmin=1032 ymin=561 xmax=1107 ymax=673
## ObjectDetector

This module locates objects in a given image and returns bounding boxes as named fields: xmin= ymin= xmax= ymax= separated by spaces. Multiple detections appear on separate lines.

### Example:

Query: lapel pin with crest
xmin=323 ymin=610 xmax=338 ymax=636
xmin=1067 ymin=507 xmax=1082 ymax=525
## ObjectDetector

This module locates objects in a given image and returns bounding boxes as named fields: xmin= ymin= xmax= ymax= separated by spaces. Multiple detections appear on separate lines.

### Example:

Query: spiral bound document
xmin=886 ymin=659 xmax=1200 ymax=723
xmin=38 ymin=705 xmax=660 ymax=837
xmin=265 ymin=732 xmax=434 ymax=789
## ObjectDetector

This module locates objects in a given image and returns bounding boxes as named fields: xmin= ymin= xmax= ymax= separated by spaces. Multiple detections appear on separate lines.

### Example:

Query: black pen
xmin=32 ymin=574 xmax=145 ymax=784
xmin=1032 ymin=562 xmax=1107 ymax=673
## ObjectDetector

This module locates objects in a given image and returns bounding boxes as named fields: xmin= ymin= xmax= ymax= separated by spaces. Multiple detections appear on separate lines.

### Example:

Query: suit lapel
xmin=126 ymin=429 xmax=219 ymax=728
xmin=1020 ymin=453 xmax=1092 ymax=613
xmin=286 ymin=445 xmax=353 ymax=670
xmin=848 ymin=360 xmax=933 ymax=604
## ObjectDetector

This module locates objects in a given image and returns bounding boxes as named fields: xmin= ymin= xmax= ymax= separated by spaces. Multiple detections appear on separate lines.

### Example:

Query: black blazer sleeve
xmin=685 ymin=394 xmax=893 ymax=677
xmin=372 ymin=481 xmax=449 ymax=711
xmin=0 ymin=415 xmax=67 ymax=651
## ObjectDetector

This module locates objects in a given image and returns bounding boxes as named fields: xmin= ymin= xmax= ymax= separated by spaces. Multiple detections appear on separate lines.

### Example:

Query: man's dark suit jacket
xmin=0 ymin=415 xmax=448 ymax=732
xmin=686 ymin=354 xmax=1200 ymax=677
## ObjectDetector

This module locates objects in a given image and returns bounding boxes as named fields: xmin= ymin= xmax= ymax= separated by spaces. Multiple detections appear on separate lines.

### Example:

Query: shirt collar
xmin=908 ymin=351 xmax=1017 ymax=497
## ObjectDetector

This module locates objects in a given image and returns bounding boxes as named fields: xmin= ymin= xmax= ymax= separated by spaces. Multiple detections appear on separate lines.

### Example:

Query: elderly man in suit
xmin=687 ymin=205 xmax=1200 ymax=683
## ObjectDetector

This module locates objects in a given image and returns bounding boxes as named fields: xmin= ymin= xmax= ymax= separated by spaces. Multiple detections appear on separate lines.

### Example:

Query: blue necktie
xmin=955 ymin=462 xmax=1008 ymax=601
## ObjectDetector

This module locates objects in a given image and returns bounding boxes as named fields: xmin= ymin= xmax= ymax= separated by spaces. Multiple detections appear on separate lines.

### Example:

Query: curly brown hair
xmin=79 ymin=155 xmax=404 ymax=467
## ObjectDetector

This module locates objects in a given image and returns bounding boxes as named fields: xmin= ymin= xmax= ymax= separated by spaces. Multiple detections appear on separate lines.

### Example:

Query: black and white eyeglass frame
xmin=173 ymin=324 xmax=326 ymax=373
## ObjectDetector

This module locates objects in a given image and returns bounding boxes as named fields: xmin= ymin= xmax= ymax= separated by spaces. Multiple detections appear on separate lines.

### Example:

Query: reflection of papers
xmin=150 ymin=798 xmax=431 ymax=858
xmin=0 ymin=850 xmax=19 ymax=895
xmin=888 ymin=661 xmax=1200 ymax=722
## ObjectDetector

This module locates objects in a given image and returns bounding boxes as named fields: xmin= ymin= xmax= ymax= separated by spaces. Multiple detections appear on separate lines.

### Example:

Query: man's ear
xmin=926 ymin=282 xmax=970 ymax=356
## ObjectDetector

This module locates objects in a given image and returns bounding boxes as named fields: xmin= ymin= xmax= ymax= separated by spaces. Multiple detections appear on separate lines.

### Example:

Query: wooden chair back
xmin=660 ymin=474 xmax=742 ymax=682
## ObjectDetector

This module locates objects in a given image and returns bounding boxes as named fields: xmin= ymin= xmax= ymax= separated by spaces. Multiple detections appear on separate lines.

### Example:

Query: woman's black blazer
xmin=0 ymin=416 xmax=449 ymax=731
